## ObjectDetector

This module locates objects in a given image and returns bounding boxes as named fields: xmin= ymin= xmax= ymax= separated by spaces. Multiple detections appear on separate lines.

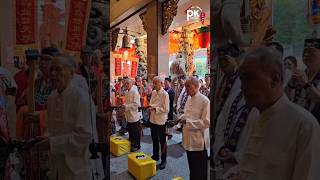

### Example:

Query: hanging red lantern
xmin=198 ymin=26 xmax=210 ymax=48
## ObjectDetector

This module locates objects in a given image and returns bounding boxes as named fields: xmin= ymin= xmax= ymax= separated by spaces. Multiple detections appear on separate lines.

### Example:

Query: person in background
xmin=164 ymin=77 xmax=175 ymax=140
xmin=141 ymin=78 xmax=152 ymax=125
xmin=122 ymin=78 xmax=141 ymax=152
xmin=16 ymin=47 xmax=58 ymax=139
xmin=200 ymin=74 xmax=211 ymax=98
xmin=265 ymin=42 xmax=292 ymax=87
xmin=0 ymin=67 xmax=18 ymax=179
xmin=176 ymin=75 xmax=188 ymax=118
xmin=199 ymin=79 xmax=204 ymax=86
xmin=114 ymin=77 xmax=127 ymax=135
xmin=92 ymin=49 xmax=103 ymax=79
xmin=32 ymin=47 xmax=58 ymax=111
xmin=284 ymin=56 xmax=299 ymax=101
xmin=215 ymin=43 xmax=241 ymax=117
xmin=284 ymin=56 xmax=298 ymax=72
xmin=77 ymin=46 xmax=97 ymax=95
xmin=13 ymin=47 xmax=58 ymax=111
xmin=142 ymin=78 xmax=152 ymax=99
xmin=176 ymin=75 xmax=189 ymax=134
xmin=174 ymin=75 xmax=186 ymax=109
xmin=14 ymin=57 xmax=30 ymax=112
xmin=180 ymin=76 xmax=210 ymax=180
xmin=148 ymin=76 xmax=170 ymax=170
xmin=135 ymin=76 xmax=143 ymax=93
xmin=285 ymin=47 xmax=320 ymax=121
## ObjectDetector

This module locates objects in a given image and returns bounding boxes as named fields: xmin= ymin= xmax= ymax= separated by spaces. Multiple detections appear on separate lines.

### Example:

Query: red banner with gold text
xmin=65 ymin=0 xmax=90 ymax=52
xmin=15 ymin=0 xmax=37 ymax=45
xmin=131 ymin=58 xmax=138 ymax=78
xmin=115 ymin=58 xmax=122 ymax=76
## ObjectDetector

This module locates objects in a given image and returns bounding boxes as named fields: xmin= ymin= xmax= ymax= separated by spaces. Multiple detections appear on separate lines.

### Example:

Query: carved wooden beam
xmin=161 ymin=0 xmax=179 ymax=35
xmin=139 ymin=11 xmax=147 ymax=32
xmin=111 ymin=28 xmax=120 ymax=51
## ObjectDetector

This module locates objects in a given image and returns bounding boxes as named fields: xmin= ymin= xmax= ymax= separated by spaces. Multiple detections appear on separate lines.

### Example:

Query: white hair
xmin=54 ymin=54 xmax=77 ymax=71
xmin=124 ymin=78 xmax=134 ymax=84
xmin=243 ymin=47 xmax=284 ymax=85
xmin=153 ymin=76 xmax=164 ymax=83
xmin=186 ymin=76 xmax=200 ymax=89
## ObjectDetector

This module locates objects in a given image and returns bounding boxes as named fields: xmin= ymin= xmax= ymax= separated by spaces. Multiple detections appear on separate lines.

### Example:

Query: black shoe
xmin=151 ymin=155 xmax=159 ymax=161
xmin=130 ymin=147 xmax=140 ymax=152
xmin=159 ymin=160 xmax=167 ymax=170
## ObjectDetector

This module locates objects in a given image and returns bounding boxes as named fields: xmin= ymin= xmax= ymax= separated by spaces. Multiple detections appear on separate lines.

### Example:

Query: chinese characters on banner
xmin=114 ymin=52 xmax=122 ymax=76
xmin=15 ymin=0 xmax=36 ymax=44
xmin=66 ymin=0 xmax=89 ymax=51
xmin=115 ymin=58 xmax=122 ymax=76
xmin=123 ymin=61 xmax=130 ymax=77
xmin=113 ymin=49 xmax=139 ymax=78
xmin=131 ymin=59 xmax=138 ymax=78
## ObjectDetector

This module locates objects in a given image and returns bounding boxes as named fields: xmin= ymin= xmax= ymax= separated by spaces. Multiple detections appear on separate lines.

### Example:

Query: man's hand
xmin=148 ymin=106 xmax=156 ymax=111
xmin=224 ymin=55 xmax=238 ymax=68
xmin=292 ymin=69 xmax=308 ymax=86
xmin=33 ymin=136 xmax=50 ymax=151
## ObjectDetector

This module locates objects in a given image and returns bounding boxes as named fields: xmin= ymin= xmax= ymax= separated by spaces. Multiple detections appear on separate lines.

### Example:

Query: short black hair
xmin=178 ymin=75 xmax=186 ymax=80
xmin=265 ymin=42 xmax=284 ymax=55
xmin=165 ymin=77 xmax=172 ymax=82
xmin=41 ymin=47 xmax=59 ymax=57
xmin=284 ymin=56 xmax=298 ymax=67
xmin=217 ymin=43 xmax=240 ymax=58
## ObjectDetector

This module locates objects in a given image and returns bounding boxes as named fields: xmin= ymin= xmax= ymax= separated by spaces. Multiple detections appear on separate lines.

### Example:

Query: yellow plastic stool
xmin=110 ymin=136 xmax=130 ymax=156
xmin=128 ymin=152 xmax=156 ymax=180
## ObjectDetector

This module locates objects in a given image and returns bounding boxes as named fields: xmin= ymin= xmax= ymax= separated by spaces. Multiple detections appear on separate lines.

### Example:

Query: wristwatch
xmin=303 ymin=82 xmax=312 ymax=90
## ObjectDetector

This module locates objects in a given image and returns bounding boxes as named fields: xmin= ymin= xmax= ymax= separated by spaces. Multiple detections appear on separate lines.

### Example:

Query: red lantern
xmin=198 ymin=32 xmax=210 ymax=48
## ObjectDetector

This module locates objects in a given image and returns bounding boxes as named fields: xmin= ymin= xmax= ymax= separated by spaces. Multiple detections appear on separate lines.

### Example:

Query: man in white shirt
xmin=148 ymin=76 xmax=170 ymax=170
xmin=232 ymin=47 xmax=320 ymax=180
xmin=34 ymin=54 xmax=104 ymax=180
xmin=180 ymin=76 xmax=210 ymax=180
xmin=122 ymin=78 xmax=141 ymax=152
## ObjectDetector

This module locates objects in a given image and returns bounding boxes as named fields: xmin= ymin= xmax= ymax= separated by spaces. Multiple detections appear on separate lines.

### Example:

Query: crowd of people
xmin=109 ymin=71 xmax=211 ymax=178
xmin=213 ymin=42 xmax=320 ymax=180
xmin=1 ymin=46 xmax=106 ymax=180
xmin=1 ymin=40 xmax=320 ymax=180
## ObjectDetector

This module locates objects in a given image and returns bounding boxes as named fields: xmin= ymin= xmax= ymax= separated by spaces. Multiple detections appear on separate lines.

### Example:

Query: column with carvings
xmin=140 ymin=0 xmax=179 ymax=80
xmin=140 ymin=1 xmax=158 ymax=80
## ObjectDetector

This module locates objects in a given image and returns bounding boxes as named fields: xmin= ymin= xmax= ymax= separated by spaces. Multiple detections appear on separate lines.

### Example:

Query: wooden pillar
xmin=145 ymin=1 xmax=159 ymax=80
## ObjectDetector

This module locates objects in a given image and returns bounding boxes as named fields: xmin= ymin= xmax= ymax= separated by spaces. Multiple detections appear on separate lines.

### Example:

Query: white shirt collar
xmin=260 ymin=94 xmax=289 ymax=121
